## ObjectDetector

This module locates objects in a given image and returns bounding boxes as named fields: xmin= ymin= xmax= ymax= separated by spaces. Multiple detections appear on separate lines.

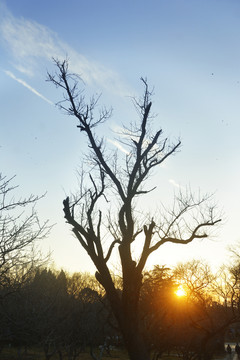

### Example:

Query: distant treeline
xmin=1 ymin=260 xmax=240 ymax=360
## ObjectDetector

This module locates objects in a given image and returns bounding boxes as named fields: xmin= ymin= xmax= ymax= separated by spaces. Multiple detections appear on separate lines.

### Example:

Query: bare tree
xmin=0 ymin=173 xmax=50 ymax=289
xmin=172 ymin=261 xmax=234 ymax=360
xmin=48 ymin=59 xmax=221 ymax=360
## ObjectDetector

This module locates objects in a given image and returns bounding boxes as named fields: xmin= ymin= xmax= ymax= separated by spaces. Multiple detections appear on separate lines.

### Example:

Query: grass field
xmin=0 ymin=346 xmax=226 ymax=360
xmin=0 ymin=346 xmax=130 ymax=360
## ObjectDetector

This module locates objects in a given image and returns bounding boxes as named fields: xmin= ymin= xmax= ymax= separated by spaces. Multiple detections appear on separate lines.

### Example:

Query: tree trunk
xmin=95 ymin=260 xmax=151 ymax=360
xmin=109 ymin=285 xmax=150 ymax=360
xmin=123 ymin=329 xmax=150 ymax=360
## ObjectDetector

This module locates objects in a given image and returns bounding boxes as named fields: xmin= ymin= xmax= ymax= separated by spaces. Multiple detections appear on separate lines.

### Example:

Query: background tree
xmin=48 ymin=59 xmax=221 ymax=360
xmin=0 ymin=173 xmax=49 ymax=290
xmin=0 ymin=173 xmax=50 ymax=355
xmin=214 ymin=262 xmax=240 ymax=322
xmin=139 ymin=265 xmax=176 ymax=358
xmin=170 ymin=260 xmax=232 ymax=360
xmin=1 ymin=260 xmax=120 ymax=359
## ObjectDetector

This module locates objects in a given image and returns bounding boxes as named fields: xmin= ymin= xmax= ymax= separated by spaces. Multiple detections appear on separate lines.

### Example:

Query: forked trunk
xmin=95 ymin=261 xmax=150 ymax=359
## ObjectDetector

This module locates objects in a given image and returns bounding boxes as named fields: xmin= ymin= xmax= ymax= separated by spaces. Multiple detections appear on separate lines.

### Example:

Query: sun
xmin=175 ymin=285 xmax=187 ymax=297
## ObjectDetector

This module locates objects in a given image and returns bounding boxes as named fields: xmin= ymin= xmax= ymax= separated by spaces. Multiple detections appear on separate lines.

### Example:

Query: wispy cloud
xmin=0 ymin=3 xmax=131 ymax=96
xmin=169 ymin=179 xmax=181 ymax=188
xmin=4 ymin=70 xmax=54 ymax=105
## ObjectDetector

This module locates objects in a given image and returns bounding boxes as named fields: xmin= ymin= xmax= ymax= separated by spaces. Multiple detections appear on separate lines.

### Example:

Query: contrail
xmin=4 ymin=70 xmax=54 ymax=105
xmin=107 ymin=138 xmax=130 ymax=154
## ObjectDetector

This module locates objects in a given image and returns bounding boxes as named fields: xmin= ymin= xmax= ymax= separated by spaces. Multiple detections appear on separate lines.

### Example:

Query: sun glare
xmin=175 ymin=285 xmax=187 ymax=297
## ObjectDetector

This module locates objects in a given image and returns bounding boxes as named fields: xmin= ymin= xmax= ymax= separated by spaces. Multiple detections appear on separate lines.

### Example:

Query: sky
xmin=1 ymin=0 xmax=240 ymax=274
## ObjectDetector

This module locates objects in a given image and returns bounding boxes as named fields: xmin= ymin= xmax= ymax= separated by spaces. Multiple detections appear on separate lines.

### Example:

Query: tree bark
xmin=104 ymin=273 xmax=151 ymax=360
xmin=124 ymin=333 xmax=150 ymax=360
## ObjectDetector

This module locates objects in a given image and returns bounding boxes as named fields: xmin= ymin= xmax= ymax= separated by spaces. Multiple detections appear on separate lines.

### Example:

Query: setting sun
xmin=175 ymin=285 xmax=187 ymax=297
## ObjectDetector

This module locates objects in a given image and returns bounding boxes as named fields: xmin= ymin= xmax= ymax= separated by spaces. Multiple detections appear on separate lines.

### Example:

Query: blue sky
xmin=1 ymin=0 xmax=240 ymax=273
